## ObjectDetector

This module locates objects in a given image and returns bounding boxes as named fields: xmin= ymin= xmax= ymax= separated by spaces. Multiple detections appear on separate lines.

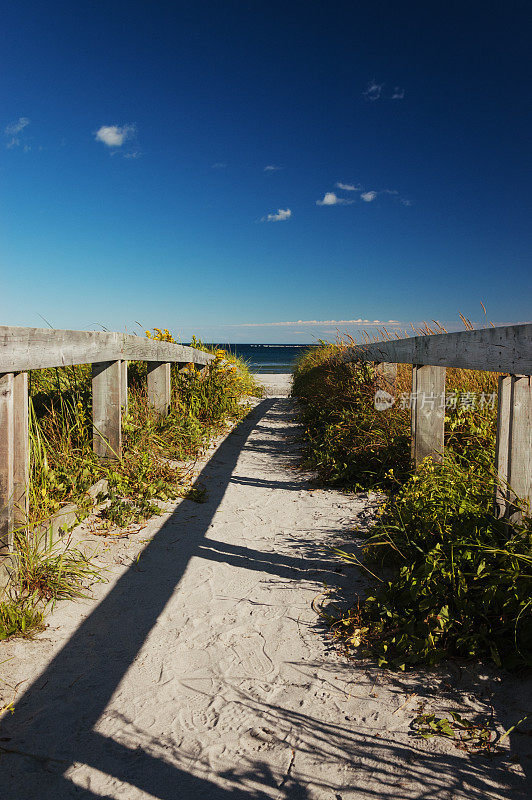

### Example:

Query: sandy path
xmin=0 ymin=375 xmax=529 ymax=799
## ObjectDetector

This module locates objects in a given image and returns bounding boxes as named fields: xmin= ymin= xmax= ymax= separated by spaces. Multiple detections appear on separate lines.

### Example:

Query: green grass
xmin=292 ymin=337 xmax=532 ymax=671
xmin=1 ymin=331 xmax=261 ymax=641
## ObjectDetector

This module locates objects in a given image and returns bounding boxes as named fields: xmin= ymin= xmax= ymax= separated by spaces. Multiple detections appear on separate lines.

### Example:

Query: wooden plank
xmin=375 ymin=362 xmax=397 ymax=393
xmin=0 ymin=373 xmax=14 ymax=551
xmin=507 ymin=375 xmax=532 ymax=521
xmin=92 ymin=361 xmax=122 ymax=460
xmin=147 ymin=362 xmax=171 ymax=416
xmin=336 ymin=323 xmax=532 ymax=374
xmin=2 ymin=321 xmax=528 ymax=375
xmin=13 ymin=372 xmax=29 ymax=527
xmin=120 ymin=360 xmax=128 ymax=414
xmin=494 ymin=375 xmax=511 ymax=517
xmin=411 ymin=365 xmax=446 ymax=467
xmin=0 ymin=326 xmax=214 ymax=372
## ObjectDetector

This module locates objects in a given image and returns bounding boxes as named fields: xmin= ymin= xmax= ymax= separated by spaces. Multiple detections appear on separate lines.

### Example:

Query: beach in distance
xmin=200 ymin=343 xmax=317 ymax=373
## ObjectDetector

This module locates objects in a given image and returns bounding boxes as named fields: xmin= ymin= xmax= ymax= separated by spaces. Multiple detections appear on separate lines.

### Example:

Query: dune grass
xmin=292 ymin=331 xmax=532 ymax=670
xmin=1 ymin=331 xmax=261 ymax=640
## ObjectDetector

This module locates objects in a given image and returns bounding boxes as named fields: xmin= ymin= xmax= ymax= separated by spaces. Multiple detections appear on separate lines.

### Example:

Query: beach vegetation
xmin=292 ymin=326 xmax=532 ymax=670
xmin=1 ymin=330 xmax=260 ymax=641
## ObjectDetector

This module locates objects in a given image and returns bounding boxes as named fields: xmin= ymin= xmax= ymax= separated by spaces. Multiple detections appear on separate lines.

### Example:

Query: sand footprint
xmin=178 ymin=703 xmax=220 ymax=734
xmin=221 ymin=629 xmax=276 ymax=679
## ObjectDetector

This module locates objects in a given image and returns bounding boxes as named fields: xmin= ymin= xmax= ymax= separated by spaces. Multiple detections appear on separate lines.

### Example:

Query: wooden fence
xmin=338 ymin=322 xmax=532 ymax=522
xmin=1 ymin=322 xmax=531 ymax=556
xmin=0 ymin=325 xmax=214 ymax=553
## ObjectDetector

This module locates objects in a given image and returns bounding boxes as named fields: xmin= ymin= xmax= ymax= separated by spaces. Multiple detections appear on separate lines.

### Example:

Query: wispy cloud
xmin=95 ymin=124 xmax=135 ymax=147
xmin=360 ymin=188 xmax=411 ymax=205
xmin=4 ymin=117 xmax=30 ymax=149
xmin=232 ymin=318 xmax=402 ymax=328
xmin=363 ymin=80 xmax=405 ymax=101
xmin=316 ymin=192 xmax=354 ymax=206
xmin=261 ymin=208 xmax=292 ymax=222
xmin=335 ymin=182 xmax=361 ymax=191
xmin=264 ymin=164 xmax=282 ymax=172
xmin=5 ymin=117 xmax=30 ymax=136
xmin=212 ymin=161 xmax=228 ymax=169
xmin=363 ymin=80 xmax=384 ymax=101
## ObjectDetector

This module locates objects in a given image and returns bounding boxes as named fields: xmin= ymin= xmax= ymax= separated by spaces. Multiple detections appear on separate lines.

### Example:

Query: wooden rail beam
xmin=0 ymin=326 xmax=214 ymax=372
xmin=337 ymin=323 xmax=532 ymax=374
xmin=92 ymin=361 xmax=122 ymax=460
xmin=147 ymin=362 xmax=171 ymax=416
xmin=411 ymin=365 xmax=446 ymax=467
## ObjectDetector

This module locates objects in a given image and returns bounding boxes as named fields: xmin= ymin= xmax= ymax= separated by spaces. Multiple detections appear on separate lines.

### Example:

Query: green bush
xmin=293 ymin=342 xmax=532 ymax=670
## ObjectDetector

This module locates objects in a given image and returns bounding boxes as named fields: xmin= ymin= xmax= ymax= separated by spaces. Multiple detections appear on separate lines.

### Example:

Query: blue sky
xmin=2 ymin=0 xmax=531 ymax=343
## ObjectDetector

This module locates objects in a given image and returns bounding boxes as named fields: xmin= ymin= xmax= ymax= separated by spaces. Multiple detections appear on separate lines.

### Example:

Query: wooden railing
xmin=338 ymin=323 xmax=532 ymax=521
xmin=0 ymin=325 xmax=214 ymax=552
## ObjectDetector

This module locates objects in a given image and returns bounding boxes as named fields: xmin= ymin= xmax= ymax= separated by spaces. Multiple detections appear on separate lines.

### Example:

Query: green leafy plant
xmin=294 ymin=332 xmax=532 ymax=671
xmin=1 ymin=331 xmax=259 ymax=641
xmin=411 ymin=709 xmax=495 ymax=753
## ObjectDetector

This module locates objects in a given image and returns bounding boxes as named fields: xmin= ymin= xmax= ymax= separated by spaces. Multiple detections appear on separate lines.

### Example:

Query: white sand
xmin=0 ymin=378 xmax=529 ymax=798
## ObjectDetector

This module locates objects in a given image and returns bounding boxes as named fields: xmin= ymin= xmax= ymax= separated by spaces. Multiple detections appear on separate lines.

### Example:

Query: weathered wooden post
xmin=92 ymin=361 xmax=122 ymax=459
xmin=495 ymin=375 xmax=532 ymax=521
xmin=120 ymin=360 xmax=128 ymax=415
xmin=147 ymin=361 xmax=171 ymax=416
xmin=0 ymin=373 xmax=14 ymax=552
xmin=0 ymin=372 xmax=29 ymax=551
xmin=375 ymin=361 xmax=397 ymax=393
xmin=411 ymin=365 xmax=446 ymax=467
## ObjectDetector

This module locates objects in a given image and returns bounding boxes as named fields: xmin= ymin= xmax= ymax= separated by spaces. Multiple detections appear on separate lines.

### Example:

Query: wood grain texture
xmin=13 ymin=372 xmax=29 ymax=527
xmin=411 ymin=365 xmax=446 ymax=467
xmin=494 ymin=375 xmax=512 ymax=517
xmin=0 ymin=326 xmax=214 ymax=372
xmin=147 ymin=362 xmax=171 ymax=416
xmin=92 ymin=361 xmax=122 ymax=460
xmin=0 ymin=373 xmax=14 ymax=551
xmin=120 ymin=360 xmax=128 ymax=414
xmin=375 ymin=361 xmax=398 ymax=393
xmin=507 ymin=375 xmax=532 ymax=521
xmin=338 ymin=323 xmax=532 ymax=374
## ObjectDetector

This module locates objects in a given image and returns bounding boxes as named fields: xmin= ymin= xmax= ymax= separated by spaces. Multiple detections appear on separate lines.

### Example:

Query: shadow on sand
xmin=0 ymin=398 xmax=529 ymax=798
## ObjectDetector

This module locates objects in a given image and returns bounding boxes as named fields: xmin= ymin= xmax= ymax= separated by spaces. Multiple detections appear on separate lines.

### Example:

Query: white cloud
xmin=232 ymin=318 xmax=402 ymax=328
xmin=264 ymin=164 xmax=282 ymax=171
xmin=95 ymin=124 xmax=135 ymax=147
xmin=360 ymin=191 xmax=378 ymax=202
xmin=5 ymin=117 xmax=30 ymax=136
xmin=335 ymin=182 xmax=360 ymax=191
xmin=316 ymin=192 xmax=354 ymax=206
xmin=212 ymin=161 xmax=228 ymax=169
xmin=363 ymin=80 xmax=384 ymax=101
xmin=262 ymin=208 xmax=292 ymax=222
xmin=363 ymin=81 xmax=405 ymax=101
xmin=4 ymin=117 xmax=31 ymax=148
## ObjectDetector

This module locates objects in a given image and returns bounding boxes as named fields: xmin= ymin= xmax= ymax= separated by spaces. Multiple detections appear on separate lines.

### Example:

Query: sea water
xmin=205 ymin=344 xmax=317 ymax=374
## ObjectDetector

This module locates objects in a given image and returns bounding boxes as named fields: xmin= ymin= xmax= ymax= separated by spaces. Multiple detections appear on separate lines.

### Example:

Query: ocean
xmin=207 ymin=344 xmax=316 ymax=373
